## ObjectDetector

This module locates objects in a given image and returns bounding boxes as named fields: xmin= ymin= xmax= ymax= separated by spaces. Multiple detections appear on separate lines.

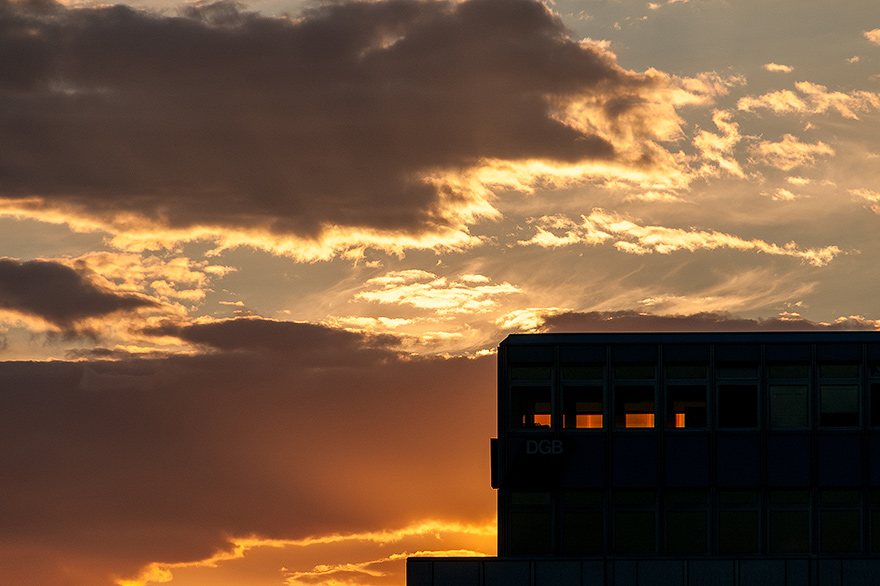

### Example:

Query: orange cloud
xmin=750 ymin=134 xmax=835 ymax=170
xmin=738 ymin=82 xmax=880 ymax=119
xmin=764 ymin=63 xmax=793 ymax=73
xmin=865 ymin=28 xmax=880 ymax=45
xmin=519 ymin=209 xmax=842 ymax=266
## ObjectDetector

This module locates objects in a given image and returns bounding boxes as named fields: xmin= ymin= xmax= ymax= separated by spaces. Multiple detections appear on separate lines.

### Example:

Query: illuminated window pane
xmin=615 ymin=386 xmax=654 ymax=429
xmin=562 ymin=511 xmax=604 ymax=555
xmin=510 ymin=386 xmax=551 ymax=429
xmin=563 ymin=386 xmax=603 ymax=429
xmin=821 ymin=510 xmax=860 ymax=553
xmin=719 ymin=511 xmax=758 ymax=554
xmin=614 ymin=511 xmax=655 ymax=554
xmin=769 ymin=511 xmax=809 ymax=553
xmin=666 ymin=385 xmax=707 ymax=428
xmin=718 ymin=385 xmax=758 ymax=428
xmin=510 ymin=511 xmax=552 ymax=555
xmin=769 ymin=385 xmax=808 ymax=428
xmin=667 ymin=511 xmax=707 ymax=554
xmin=820 ymin=385 xmax=859 ymax=427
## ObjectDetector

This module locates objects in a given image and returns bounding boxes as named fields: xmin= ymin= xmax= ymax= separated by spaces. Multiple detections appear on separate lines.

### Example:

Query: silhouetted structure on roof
xmin=408 ymin=331 xmax=880 ymax=586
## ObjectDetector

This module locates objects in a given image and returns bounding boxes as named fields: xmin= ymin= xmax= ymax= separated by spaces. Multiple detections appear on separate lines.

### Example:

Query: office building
xmin=408 ymin=332 xmax=880 ymax=585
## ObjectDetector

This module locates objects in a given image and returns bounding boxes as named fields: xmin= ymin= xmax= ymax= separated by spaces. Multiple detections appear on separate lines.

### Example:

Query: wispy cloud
xmin=850 ymin=188 xmax=880 ymax=213
xmin=738 ymin=82 xmax=880 ymax=119
xmin=764 ymin=63 xmax=793 ymax=73
xmin=519 ymin=210 xmax=842 ymax=266
xmin=750 ymin=134 xmax=835 ymax=170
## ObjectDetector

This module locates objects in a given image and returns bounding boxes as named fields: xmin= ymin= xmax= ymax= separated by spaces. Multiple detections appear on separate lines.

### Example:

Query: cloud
xmin=0 ymin=0 xmax=706 ymax=260
xmin=354 ymin=270 xmax=520 ymax=314
xmin=738 ymin=81 xmax=880 ymax=119
xmin=518 ymin=210 xmax=842 ymax=266
xmin=0 ymin=328 xmax=497 ymax=586
xmin=692 ymin=109 xmax=745 ymax=177
xmin=540 ymin=310 xmax=879 ymax=332
xmin=0 ymin=258 xmax=157 ymax=333
xmin=865 ymin=28 xmax=880 ymax=45
xmin=750 ymin=133 xmax=834 ymax=171
xmin=850 ymin=188 xmax=880 ymax=213
xmin=764 ymin=63 xmax=793 ymax=73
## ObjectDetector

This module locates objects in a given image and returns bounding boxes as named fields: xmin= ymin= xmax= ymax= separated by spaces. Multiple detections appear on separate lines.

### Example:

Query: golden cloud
xmin=738 ymin=82 xmax=880 ymax=119
xmin=865 ymin=29 xmax=880 ymax=45
xmin=520 ymin=209 xmax=842 ymax=266
xmin=355 ymin=271 xmax=520 ymax=314
xmin=750 ymin=134 xmax=835 ymax=170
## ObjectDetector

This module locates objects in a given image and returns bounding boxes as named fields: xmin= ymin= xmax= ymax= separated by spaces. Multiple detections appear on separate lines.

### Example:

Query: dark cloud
xmin=0 ymin=330 xmax=496 ymax=585
xmin=0 ymin=258 xmax=156 ymax=331
xmin=540 ymin=310 xmax=879 ymax=332
xmin=145 ymin=316 xmax=401 ymax=362
xmin=0 ymin=0 xmax=649 ymax=241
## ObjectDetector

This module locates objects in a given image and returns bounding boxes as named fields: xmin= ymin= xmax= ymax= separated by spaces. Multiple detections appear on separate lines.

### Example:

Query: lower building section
xmin=406 ymin=557 xmax=880 ymax=586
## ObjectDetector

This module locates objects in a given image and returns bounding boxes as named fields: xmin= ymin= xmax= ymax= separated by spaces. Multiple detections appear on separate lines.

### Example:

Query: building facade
xmin=408 ymin=332 xmax=880 ymax=586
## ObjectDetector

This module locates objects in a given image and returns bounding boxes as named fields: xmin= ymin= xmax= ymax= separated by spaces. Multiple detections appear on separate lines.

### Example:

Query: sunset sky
xmin=2 ymin=0 xmax=880 ymax=584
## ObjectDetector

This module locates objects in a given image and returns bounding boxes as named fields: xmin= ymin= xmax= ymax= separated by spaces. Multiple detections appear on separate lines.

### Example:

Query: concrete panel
xmin=433 ymin=560 xmax=480 ymax=586
xmin=817 ymin=560 xmax=842 ymax=586
xmin=615 ymin=561 xmax=638 ymax=586
xmin=638 ymin=561 xmax=683 ymax=586
xmin=406 ymin=558 xmax=434 ymax=586
xmin=740 ymin=559 xmax=785 ymax=586
xmin=785 ymin=560 xmax=808 ymax=586
xmin=841 ymin=560 xmax=880 ymax=586
xmin=582 ymin=561 xmax=605 ymax=586
xmin=485 ymin=560 xmax=530 ymax=586
xmin=536 ymin=560 xmax=581 ymax=586
xmin=688 ymin=560 xmax=734 ymax=586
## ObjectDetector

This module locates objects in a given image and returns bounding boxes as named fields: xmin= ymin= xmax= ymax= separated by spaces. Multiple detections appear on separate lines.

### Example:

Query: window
xmin=666 ymin=385 xmax=707 ymax=428
xmin=873 ymin=384 xmax=880 ymax=427
xmin=562 ymin=491 xmax=604 ymax=555
xmin=768 ymin=490 xmax=810 ymax=554
xmin=769 ymin=385 xmax=808 ymax=428
xmin=563 ymin=386 xmax=603 ymax=429
xmin=666 ymin=491 xmax=708 ymax=554
xmin=563 ymin=365 xmax=603 ymax=380
xmin=718 ymin=385 xmax=758 ymax=428
xmin=718 ymin=364 xmax=759 ymax=379
xmin=510 ymin=366 xmax=552 ymax=380
xmin=820 ymin=490 xmax=861 ymax=553
xmin=718 ymin=490 xmax=759 ymax=554
xmin=769 ymin=364 xmax=810 ymax=379
xmin=820 ymin=385 xmax=859 ymax=427
xmin=666 ymin=364 xmax=707 ymax=379
xmin=509 ymin=492 xmax=553 ymax=555
xmin=614 ymin=365 xmax=655 ymax=380
xmin=820 ymin=364 xmax=859 ymax=378
xmin=510 ymin=386 xmax=551 ymax=428
xmin=614 ymin=386 xmax=655 ymax=428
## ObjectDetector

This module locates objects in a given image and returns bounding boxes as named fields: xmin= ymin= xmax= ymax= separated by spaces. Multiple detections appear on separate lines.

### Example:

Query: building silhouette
xmin=408 ymin=332 xmax=880 ymax=585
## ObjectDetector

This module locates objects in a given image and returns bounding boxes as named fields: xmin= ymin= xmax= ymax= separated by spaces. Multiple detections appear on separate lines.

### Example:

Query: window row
xmin=510 ymin=383 xmax=880 ymax=430
xmin=506 ymin=489 xmax=880 ymax=557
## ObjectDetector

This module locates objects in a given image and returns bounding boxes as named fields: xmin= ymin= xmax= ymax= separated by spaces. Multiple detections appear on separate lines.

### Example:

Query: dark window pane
xmin=614 ymin=491 xmax=655 ymax=506
xmin=563 ymin=365 xmax=603 ymax=380
xmin=666 ymin=365 xmax=707 ymax=379
xmin=719 ymin=511 xmax=758 ymax=554
xmin=820 ymin=385 xmax=859 ymax=427
xmin=718 ymin=365 xmax=758 ymax=378
xmin=769 ymin=385 xmax=808 ymax=428
xmin=820 ymin=364 xmax=859 ymax=378
xmin=511 ymin=492 xmax=553 ymax=506
xmin=667 ymin=490 xmax=708 ymax=506
xmin=769 ymin=364 xmax=809 ymax=379
xmin=563 ymin=386 xmax=603 ymax=429
xmin=718 ymin=385 xmax=758 ymax=428
xmin=872 ymin=384 xmax=880 ymax=427
xmin=821 ymin=510 xmax=860 ymax=553
xmin=564 ymin=491 xmax=603 ymax=506
xmin=510 ymin=511 xmax=552 ymax=555
xmin=719 ymin=490 xmax=758 ymax=505
xmin=563 ymin=510 xmax=604 ymax=555
xmin=510 ymin=366 xmax=552 ymax=380
xmin=769 ymin=490 xmax=810 ymax=505
xmin=667 ymin=511 xmax=708 ymax=554
xmin=769 ymin=511 xmax=809 ymax=553
xmin=510 ymin=386 xmax=551 ymax=428
xmin=614 ymin=511 xmax=655 ymax=554
xmin=615 ymin=386 xmax=655 ymax=428
xmin=873 ymin=510 xmax=880 ymax=552
xmin=615 ymin=365 xmax=655 ymax=380
xmin=666 ymin=385 xmax=707 ymax=428
xmin=821 ymin=490 xmax=860 ymax=505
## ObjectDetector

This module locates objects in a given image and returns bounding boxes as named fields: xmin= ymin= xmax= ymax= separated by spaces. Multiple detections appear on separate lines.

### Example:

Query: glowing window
xmin=510 ymin=386 xmax=552 ymax=429
xmin=666 ymin=385 xmax=707 ymax=429
xmin=563 ymin=386 xmax=603 ymax=429
xmin=614 ymin=386 xmax=654 ymax=429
